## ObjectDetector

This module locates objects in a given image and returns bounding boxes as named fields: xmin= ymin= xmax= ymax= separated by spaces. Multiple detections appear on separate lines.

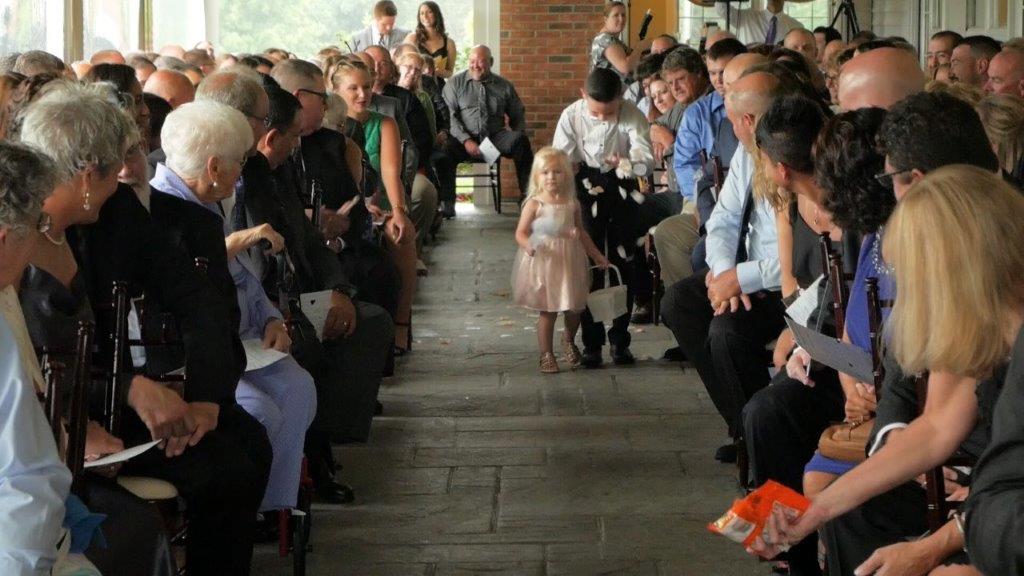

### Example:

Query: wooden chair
xmin=455 ymin=158 xmax=501 ymax=214
xmin=643 ymin=233 xmax=662 ymax=326
xmin=38 ymin=321 xmax=95 ymax=494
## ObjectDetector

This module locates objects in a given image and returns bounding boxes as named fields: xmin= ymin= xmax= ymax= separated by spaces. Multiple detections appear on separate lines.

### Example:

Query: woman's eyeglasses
xmin=873 ymin=168 xmax=912 ymax=187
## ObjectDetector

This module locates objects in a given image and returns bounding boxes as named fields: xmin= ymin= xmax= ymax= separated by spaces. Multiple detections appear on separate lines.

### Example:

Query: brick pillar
xmin=498 ymin=0 xmax=603 ymax=198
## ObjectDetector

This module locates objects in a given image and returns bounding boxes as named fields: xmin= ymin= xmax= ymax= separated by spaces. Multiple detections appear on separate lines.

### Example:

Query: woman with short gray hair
xmin=149 ymin=99 xmax=317 ymax=519
xmin=0 ymin=140 xmax=74 ymax=576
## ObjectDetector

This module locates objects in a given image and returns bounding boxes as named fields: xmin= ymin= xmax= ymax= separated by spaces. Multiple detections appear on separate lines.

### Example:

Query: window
xmin=84 ymin=0 xmax=141 ymax=57
xmin=214 ymin=0 xmax=474 ymax=62
xmin=0 ymin=0 xmax=65 ymax=57
xmin=151 ymin=0 xmax=208 ymax=54
xmin=785 ymin=0 xmax=834 ymax=32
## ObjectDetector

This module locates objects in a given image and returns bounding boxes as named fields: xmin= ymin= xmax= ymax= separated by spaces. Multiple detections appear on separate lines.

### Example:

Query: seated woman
xmin=329 ymin=57 xmax=419 ymax=354
xmin=17 ymin=81 xmax=194 ymax=576
xmin=739 ymin=95 xmax=852 ymax=576
xmin=976 ymin=93 xmax=1024 ymax=186
xmin=882 ymin=166 xmax=1024 ymax=575
xmin=147 ymin=100 xmax=316 ymax=518
xmin=0 ymin=140 xmax=74 ymax=576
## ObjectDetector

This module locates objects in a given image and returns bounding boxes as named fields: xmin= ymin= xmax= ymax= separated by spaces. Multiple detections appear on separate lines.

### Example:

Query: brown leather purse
xmin=817 ymin=418 xmax=873 ymax=463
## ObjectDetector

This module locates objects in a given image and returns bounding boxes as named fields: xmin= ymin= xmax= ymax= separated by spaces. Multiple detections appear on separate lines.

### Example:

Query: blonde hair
xmin=885 ymin=165 xmax=1024 ymax=377
xmin=396 ymin=51 xmax=425 ymax=70
xmin=324 ymin=55 xmax=371 ymax=93
xmin=976 ymin=93 xmax=1024 ymax=173
xmin=526 ymin=147 xmax=574 ymax=199
xmin=925 ymin=79 xmax=984 ymax=106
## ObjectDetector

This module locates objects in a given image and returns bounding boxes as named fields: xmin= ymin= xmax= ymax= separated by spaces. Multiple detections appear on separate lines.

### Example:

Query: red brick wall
xmin=498 ymin=0 xmax=604 ymax=197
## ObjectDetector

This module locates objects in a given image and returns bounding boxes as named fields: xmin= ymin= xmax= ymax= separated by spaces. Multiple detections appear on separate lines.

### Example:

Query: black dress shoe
xmin=630 ymin=305 xmax=653 ymax=325
xmin=316 ymin=480 xmax=355 ymax=504
xmin=611 ymin=345 xmax=635 ymax=365
xmin=254 ymin=511 xmax=280 ymax=543
xmin=581 ymin=348 xmax=602 ymax=368
xmin=374 ymin=400 xmax=384 ymax=416
xmin=662 ymin=346 xmax=686 ymax=362
xmin=441 ymin=201 xmax=456 ymax=219
xmin=714 ymin=443 xmax=738 ymax=463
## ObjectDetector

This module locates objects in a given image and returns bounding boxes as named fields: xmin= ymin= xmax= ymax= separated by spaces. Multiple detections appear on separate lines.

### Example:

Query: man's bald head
xmin=144 ymin=69 xmax=195 ymax=109
xmin=723 ymin=53 xmax=769 ymax=94
xmin=727 ymin=71 xmax=782 ymax=147
xmin=468 ymin=45 xmax=494 ymax=80
xmin=985 ymin=49 xmax=1024 ymax=96
xmin=651 ymin=34 xmax=679 ymax=55
xmin=705 ymin=30 xmax=736 ymax=52
xmin=783 ymin=28 xmax=817 ymax=64
xmin=839 ymin=47 xmax=925 ymax=110
xmin=364 ymin=45 xmax=394 ymax=86
xmin=90 ymin=50 xmax=125 ymax=65
xmin=159 ymin=44 xmax=186 ymax=59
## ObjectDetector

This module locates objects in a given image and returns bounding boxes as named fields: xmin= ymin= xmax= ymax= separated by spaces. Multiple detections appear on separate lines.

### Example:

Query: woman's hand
xmin=845 ymin=383 xmax=877 ymax=423
xmin=786 ymin=347 xmax=815 ymax=386
xmin=263 ymin=318 xmax=292 ymax=353
xmin=593 ymin=254 xmax=611 ymax=270
xmin=748 ymin=502 xmax=830 ymax=560
xmin=387 ymin=210 xmax=415 ymax=245
xmin=854 ymin=539 xmax=942 ymax=576
xmin=773 ymin=329 xmax=796 ymax=369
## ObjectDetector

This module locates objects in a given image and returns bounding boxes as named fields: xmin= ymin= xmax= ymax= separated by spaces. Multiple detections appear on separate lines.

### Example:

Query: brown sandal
xmin=562 ymin=335 xmax=582 ymax=369
xmin=539 ymin=352 xmax=560 ymax=374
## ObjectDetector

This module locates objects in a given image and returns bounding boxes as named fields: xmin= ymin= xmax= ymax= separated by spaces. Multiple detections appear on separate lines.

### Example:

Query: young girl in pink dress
xmin=512 ymin=147 xmax=609 ymax=374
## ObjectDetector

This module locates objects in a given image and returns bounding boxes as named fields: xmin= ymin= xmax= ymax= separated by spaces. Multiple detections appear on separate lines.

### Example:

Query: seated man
xmin=553 ymin=68 xmax=654 ymax=368
xmin=351 ymin=0 xmax=410 ymax=51
xmin=949 ymin=35 xmax=1002 ymax=88
xmin=655 ymin=47 xmax=758 ymax=289
xmin=661 ymin=71 xmax=789 ymax=464
xmin=443 ymin=45 xmax=533 ymax=200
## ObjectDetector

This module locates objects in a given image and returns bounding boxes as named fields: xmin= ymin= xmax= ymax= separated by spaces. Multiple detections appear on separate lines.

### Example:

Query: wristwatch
xmin=633 ymin=162 xmax=649 ymax=178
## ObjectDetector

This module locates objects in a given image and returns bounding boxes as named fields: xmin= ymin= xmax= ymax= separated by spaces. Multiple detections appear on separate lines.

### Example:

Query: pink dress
xmin=512 ymin=199 xmax=591 ymax=312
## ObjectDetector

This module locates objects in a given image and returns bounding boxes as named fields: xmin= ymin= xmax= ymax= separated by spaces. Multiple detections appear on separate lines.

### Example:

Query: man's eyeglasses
xmin=297 ymin=88 xmax=329 ymax=105
xmin=874 ymin=168 xmax=912 ymax=187
xmin=245 ymin=111 xmax=271 ymax=128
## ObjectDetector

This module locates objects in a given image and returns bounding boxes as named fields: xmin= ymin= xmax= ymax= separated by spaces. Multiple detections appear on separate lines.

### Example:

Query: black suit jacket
xmin=292 ymin=128 xmax=368 ymax=247
xmin=237 ymin=152 xmax=353 ymax=298
xmin=68 ymin=184 xmax=242 ymax=404
xmin=382 ymin=83 xmax=434 ymax=170
xmin=148 ymin=187 xmax=246 ymax=389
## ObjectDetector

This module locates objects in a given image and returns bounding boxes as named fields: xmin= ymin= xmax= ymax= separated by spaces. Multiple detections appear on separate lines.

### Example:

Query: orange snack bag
xmin=708 ymin=480 xmax=811 ymax=547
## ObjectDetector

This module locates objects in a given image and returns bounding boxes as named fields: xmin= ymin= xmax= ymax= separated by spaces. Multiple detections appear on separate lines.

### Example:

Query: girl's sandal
xmin=562 ymin=336 xmax=582 ymax=369
xmin=539 ymin=352 xmax=560 ymax=374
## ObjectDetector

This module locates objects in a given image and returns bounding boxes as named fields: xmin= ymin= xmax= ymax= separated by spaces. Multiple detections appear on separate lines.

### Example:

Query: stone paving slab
xmin=252 ymin=208 xmax=761 ymax=576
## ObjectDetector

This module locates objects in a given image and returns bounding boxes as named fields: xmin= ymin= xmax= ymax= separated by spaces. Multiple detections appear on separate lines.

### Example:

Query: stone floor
xmin=253 ymin=204 xmax=761 ymax=575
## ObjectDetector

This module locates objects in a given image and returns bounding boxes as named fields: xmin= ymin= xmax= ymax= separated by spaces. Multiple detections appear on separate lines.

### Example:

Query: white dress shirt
xmin=552 ymin=99 xmax=654 ymax=173
xmin=714 ymin=4 xmax=803 ymax=45
xmin=704 ymin=143 xmax=781 ymax=293
xmin=0 ymin=286 xmax=72 ymax=576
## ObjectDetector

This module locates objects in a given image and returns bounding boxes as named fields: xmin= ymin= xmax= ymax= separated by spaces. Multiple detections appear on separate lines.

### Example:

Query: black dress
xmin=19 ymin=265 xmax=176 ymax=576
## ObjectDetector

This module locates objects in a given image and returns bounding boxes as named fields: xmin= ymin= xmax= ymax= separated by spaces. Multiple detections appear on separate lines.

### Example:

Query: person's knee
xmin=356 ymin=302 xmax=396 ymax=347
xmin=244 ymin=395 xmax=284 ymax=440
xmin=742 ymin=385 xmax=784 ymax=438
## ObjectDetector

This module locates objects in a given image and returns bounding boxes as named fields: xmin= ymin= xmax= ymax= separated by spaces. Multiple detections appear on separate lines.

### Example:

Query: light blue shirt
xmin=0 ymin=306 xmax=71 ymax=575
xmin=673 ymin=90 xmax=726 ymax=201
xmin=150 ymin=164 xmax=282 ymax=341
xmin=704 ymin=143 xmax=781 ymax=293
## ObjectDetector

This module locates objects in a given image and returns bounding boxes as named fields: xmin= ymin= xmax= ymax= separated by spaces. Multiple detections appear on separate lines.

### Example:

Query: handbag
xmin=818 ymin=417 xmax=874 ymax=463
xmin=586 ymin=264 xmax=628 ymax=324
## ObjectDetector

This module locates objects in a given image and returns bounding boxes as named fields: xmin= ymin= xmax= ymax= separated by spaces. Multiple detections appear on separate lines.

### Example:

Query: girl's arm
xmin=604 ymin=38 xmax=653 ymax=76
xmin=443 ymin=38 xmax=457 ymax=78
xmin=514 ymin=199 xmax=538 ymax=253
xmin=575 ymin=202 xmax=609 ymax=266
xmin=379 ymin=116 xmax=414 ymax=244
xmin=776 ymin=203 xmax=798 ymax=299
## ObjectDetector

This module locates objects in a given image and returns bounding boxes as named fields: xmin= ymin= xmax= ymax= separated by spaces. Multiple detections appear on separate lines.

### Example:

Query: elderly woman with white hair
xmin=148 ymin=99 xmax=317 ymax=521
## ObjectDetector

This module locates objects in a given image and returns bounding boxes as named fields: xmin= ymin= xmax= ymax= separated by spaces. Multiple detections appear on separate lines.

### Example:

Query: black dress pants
xmin=661 ymin=273 xmax=785 ymax=438
xmin=80 ymin=476 xmax=176 ymax=576
xmin=822 ymin=482 xmax=927 ymax=575
xmin=742 ymin=369 xmax=845 ymax=576
xmin=575 ymin=167 xmax=645 ymax=351
xmin=122 ymin=403 xmax=272 ymax=576
xmin=444 ymin=129 xmax=534 ymax=199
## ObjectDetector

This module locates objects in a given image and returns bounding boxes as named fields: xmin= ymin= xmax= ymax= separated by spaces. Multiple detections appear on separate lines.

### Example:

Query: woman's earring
xmin=83 ymin=189 xmax=91 ymax=211
xmin=212 ymin=181 xmax=219 ymax=190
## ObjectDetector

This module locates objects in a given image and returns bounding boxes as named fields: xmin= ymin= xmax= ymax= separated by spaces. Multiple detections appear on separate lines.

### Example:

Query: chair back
xmin=865 ymin=277 xmax=886 ymax=388
xmin=38 ymin=321 xmax=94 ymax=493
xmin=819 ymin=232 xmax=852 ymax=337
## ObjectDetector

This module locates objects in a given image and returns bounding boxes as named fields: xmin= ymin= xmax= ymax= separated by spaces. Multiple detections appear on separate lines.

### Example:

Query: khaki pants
xmin=653 ymin=199 xmax=701 ymax=286
xmin=410 ymin=172 xmax=439 ymax=253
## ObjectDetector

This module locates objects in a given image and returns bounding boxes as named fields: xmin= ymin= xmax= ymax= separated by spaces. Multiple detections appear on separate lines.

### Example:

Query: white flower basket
xmin=586 ymin=264 xmax=628 ymax=324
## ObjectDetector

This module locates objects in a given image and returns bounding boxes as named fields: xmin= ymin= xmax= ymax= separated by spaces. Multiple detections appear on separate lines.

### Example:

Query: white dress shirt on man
xmin=714 ymin=3 xmax=802 ymax=45
xmin=552 ymin=98 xmax=654 ymax=173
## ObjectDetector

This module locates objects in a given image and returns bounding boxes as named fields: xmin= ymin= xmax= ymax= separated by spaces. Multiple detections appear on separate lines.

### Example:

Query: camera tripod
xmin=829 ymin=0 xmax=860 ymax=41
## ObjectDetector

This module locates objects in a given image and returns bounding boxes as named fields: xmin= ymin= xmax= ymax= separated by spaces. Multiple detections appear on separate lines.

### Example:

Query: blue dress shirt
xmin=673 ymin=90 xmax=726 ymax=201
xmin=704 ymin=143 xmax=781 ymax=293
xmin=0 ymin=301 xmax=71 ymax=575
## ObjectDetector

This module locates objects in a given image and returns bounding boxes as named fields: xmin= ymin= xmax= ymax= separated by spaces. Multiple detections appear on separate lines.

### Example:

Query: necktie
xmin=765 ymin=15 xmax=778 ymax=45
